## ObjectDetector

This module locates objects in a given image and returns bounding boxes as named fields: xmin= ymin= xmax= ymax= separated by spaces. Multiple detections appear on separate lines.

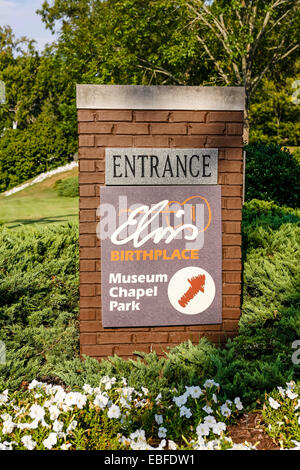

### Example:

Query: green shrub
xmin=0 ymin=224 xmax=79 ymax=390
xmin=55 ymin=176 xmax=79 ymax=197
xmin=245 ymin=144 xmax=300 ymax=207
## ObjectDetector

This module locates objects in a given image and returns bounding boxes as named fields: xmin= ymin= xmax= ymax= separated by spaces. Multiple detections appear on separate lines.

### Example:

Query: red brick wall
xmin=78 ymin=109 xmax=244 ymax=359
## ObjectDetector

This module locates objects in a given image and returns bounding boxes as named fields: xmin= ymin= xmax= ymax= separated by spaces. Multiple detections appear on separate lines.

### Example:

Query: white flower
xmin=121 ymin=387 xmax=134 ymax=401
xmin=66 ymin=420 xmax=78 ymax=433
xmin=65 ymin=392 xmax=87 ymax=409
xmin=155 ymin=393 xmax=162 ymax=404
xmin=212 ymin=422 xmax=226 ymax=436
xmin=61 ymin=443 xmax=72 ymax=450
xmin=29 ymin=404 xmax=45 ymax=422
xmin=130 ymin=429 xmax=146 ymax=441
xmin=286 ymin=390 xmax=298 ymax=400
xmin=204 ymin=415 xmax=217 ymax=427
xmin=277 ymin=386 xmax=286 ymax=397
xmin=294 ymin=400 xmax=300 ymax=411
xmin=180 ymin=406 xmax=192 ymax=418
xmin=141 ymin=387 xmax=148 ymax=396
xmin=298 ymin=416 xmax=300 ymax=425
xmin=83 ymin=384 xmax=94 ymax=395
xmin=28 ymin=380 xmax=43 ymax=390
xmin=107 ymin=404 xmax=121 ymax=419
xmin=2 ymin=417 xmax=15 ymax=434
xmin=43 ymin=432 xmax=57 ymax=450
xmin=204 ymin=379 xmax=219 ymax=388
xmin=168 ymin=440 xmax=177 ymax=450
xmin=48 ymin=405 xmax=60 ymax=421
xmin=173 ymin=393 xmax=188 ymax=407
xmin=202 ymin=405 xmax=213 ymax=414
xmin=100 ymin=376 xmax=116 ymax=390
xmin=196 ymin=423 xmax=210 ymax=437
xmin=155 ymin=414 xmax=164 ymax=425
xmin=212 ymin=393 xmax=218 ymax=403
xmin=120 ymin=397 xmax=131 ymax=409
xmin=53 ymin=420 xmax=64 ymax=433
xmin=94 ymin=393 xmax=109 ymax=409
xmin=234 ymin=397 xmax=243 ymax=411
xmin=185 ymin=386 xmax=202 ymax=398
xmin=220 ymin=404 xmax=231 ymax=417
xmin=158 ymin=426 xmax=167 ymax=438
xmin=0 ymin=390 xmax=9 ymax=405
xmin=21 ymin=435 xmax=36 ymax=450
xmin=268 ymin=397 xmax=281 ymax=410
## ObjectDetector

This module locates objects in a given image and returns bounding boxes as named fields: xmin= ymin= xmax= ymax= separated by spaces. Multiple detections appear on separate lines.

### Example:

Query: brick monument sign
xmin=77 ymin=85 xmax=245 ymax=360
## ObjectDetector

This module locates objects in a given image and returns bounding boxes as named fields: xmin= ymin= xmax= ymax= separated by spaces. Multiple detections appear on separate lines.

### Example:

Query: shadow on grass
xmin=6 ymin=214 xmax=78 ymax=228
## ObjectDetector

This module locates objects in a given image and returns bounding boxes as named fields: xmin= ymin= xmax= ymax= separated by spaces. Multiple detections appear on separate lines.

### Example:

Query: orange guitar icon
xmin=178 ymin=274 xmax=206 ymax=308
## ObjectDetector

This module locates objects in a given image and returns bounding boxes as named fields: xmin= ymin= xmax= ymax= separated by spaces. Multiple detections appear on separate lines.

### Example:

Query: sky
xmin=0 ymin=0 xmax=56 ymax=51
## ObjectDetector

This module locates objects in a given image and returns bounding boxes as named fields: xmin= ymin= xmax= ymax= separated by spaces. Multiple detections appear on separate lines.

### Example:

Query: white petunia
xmin=28 ymin=380 xmax=43 ymax=390
xmin=158 ymin=426 xmax=167 ymax=438
xmin=52 ymin=420 xmax=64 ymax=433
xmin=294 ymin=400 xmax=300 ymax=411
xmin=234 ymin=397 xmax=243 ymax=411
xmin=202 ymin=405 xmax=213 ymax=414
xmin=43 ymin=432 xmax=57 ymax=450
xmin=100 ymin=376 xmax=116 ymax=390
xmin=204 ymin=415 xmax=217 ymax=427
xmin=286 ymin=390 xmax=298 ymax=400
xmin=155 ymin=414 xmax=164 ymax=425
xmin=94 ymin=393 xmax=108 ymax=409
xmin=0 ymin=390 xmax=9 ymax=405
xmin=268 ymin=397 xmax=281 ymax=410
xmin=2 ymin=417 xmax=15 ymax=434
xmin=83 ymin=384 xmax=94 ymax=395
xmin=66 ymin=420 xmax=78 ymax=433
xmin=168 ymin=440 xmax=177 ymax=450
xmin=48 ymin=405 xmax=60 ymax=421
xmin=196 ymin=423 xmax=210 ymax=437
xmin=64 ymin=392 xmax=87 ymax=409
xmin=212 ymin=422 xmax=226 ymax=436
xmin=220 ymin=404 xmax=231 ymax=417
xmin=29 ymin=404 xmax=45 ymax=422
xmin=61 ymin=443 xmax=72 ymax=450
xmin=277 ymin=386 xmax=286 ymax=397
xmin=173 ymin=393 xmax=188 ymax=407
xmin=21 ymin=435 xmax=36 ymax=450
xmin=107 ymin=404 xmax=121 ymax=419
xmin=180 ymin=406 xmax=192 ymax=418
xmin=185 ymin=386 xmax=203 ymax=398
xmin=130 ymin=429 xmax=146 ymax=441
xmin=204 ymin=379 xmax=219 ymax=389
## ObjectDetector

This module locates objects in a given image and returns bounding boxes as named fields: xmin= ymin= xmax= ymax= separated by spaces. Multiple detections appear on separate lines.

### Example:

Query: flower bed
xmin=1 ymin=377 xmax=299 ymax=451
xmin=0 ymin=377 xmax=253 ymax=451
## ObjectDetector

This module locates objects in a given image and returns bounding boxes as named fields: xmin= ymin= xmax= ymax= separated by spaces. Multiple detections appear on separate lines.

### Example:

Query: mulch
xmin=227 ymin=412 xmax=280 ymax=450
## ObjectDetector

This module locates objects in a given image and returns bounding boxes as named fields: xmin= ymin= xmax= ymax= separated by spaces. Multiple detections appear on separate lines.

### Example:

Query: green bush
xmin=0 ymin=224 xmax=79 ymax=389
xmin=245 ymin=144 xmax=300 ymax=207
xmin=55 ymin=176 xmax=79 ymax=197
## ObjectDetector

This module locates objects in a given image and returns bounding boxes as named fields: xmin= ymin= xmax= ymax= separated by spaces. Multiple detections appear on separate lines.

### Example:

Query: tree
xmin=37 ymin=0 xmax=208 ymax=85
xmin=185 ymin=0 xmax=300 ymax=141
xmin=249 ymin=72 xmax=300 ymax=145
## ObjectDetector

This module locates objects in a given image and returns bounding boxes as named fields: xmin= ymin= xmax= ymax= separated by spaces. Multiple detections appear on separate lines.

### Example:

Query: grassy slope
xmin=0 ymin=168 xmax=78 ymax=229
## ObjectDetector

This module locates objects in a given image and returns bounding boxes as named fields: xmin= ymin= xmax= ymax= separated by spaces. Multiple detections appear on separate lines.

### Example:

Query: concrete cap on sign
xmin=76 ymin=85 xmax=245 ymax=110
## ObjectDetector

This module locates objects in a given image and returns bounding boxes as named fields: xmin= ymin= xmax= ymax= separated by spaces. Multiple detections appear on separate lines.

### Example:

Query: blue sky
xmin=0 ymin=0 xmax=56 ymax=50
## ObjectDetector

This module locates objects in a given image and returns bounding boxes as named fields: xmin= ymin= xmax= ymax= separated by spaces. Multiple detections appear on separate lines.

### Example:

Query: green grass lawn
xmin=0 ymin=168 xmax=79 ymax=229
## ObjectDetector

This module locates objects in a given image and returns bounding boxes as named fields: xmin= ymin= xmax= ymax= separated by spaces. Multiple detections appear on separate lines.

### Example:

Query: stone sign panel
xmin=99 ymin=185 xmax=222 ymax=328
xmin=105 ymin=148 xmax=218 ymax=185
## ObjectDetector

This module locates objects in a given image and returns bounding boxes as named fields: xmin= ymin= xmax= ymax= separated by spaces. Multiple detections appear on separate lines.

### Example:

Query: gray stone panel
xmin=105 ymin=148 xmax=218 ymax=185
